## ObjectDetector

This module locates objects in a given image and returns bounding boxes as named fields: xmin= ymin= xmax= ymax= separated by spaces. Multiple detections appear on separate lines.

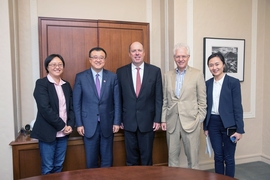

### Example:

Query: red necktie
xmin=136 ymin=67 xmax=141 ymax=97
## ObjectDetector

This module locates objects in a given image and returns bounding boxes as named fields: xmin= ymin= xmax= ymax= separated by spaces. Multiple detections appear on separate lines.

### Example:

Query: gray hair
xmin=173 ymin=43 xmax=190 ymax=55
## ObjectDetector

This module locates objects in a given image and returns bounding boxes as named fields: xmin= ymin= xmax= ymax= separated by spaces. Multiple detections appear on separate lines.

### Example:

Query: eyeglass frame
xmin=174 ymin=55 xmax=190 ymax=60
xmin=90 ymin=56 xmax=106 ymax=61
xmin=48 ymin=63 xmax=64 ymax=68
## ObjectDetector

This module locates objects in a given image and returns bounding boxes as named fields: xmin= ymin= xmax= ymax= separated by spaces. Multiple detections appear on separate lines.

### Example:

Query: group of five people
xmin=30 ymin=41 xmax=244 ymax=178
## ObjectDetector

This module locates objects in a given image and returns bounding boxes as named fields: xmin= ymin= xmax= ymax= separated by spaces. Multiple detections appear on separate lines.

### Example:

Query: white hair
xmin=173 ymin=43 xmax=190 ymax=55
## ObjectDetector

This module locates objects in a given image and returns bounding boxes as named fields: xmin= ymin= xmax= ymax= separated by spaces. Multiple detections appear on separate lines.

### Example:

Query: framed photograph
xmin=203 ymin=37 xmax=245 ymax=81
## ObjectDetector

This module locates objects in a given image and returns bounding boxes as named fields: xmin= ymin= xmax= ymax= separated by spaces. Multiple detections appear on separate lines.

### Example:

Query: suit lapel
xmin=140 ymin=63 xmax=149 ymax=96
xmin=86 ymin=69 xmax=99 ymax=99
xmin=47 ymin=78 xmax=59 ymax=110
xmin=62 ymin=83 xmax=70 ymax=110
xmin=126 ymin=64 xmax=136 ymax=97
xmin=179 ymin=66 xmax=191 ymax=98
xmin=100 ymin=70 xmax=108 ymax=99
xmin=208 ymin=78 xmax=214 ymax=110
xmin=219 ymin=74 xmax=228 ymax=106
xmin=170 ymin=70 xmax=177 ymax=98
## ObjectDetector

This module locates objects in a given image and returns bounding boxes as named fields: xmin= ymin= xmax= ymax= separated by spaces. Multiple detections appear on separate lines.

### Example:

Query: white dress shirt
xmin=131 ymin=62 xmax=144 ymax=93
xmin=211 ymin=74 xmax=225 ymax=115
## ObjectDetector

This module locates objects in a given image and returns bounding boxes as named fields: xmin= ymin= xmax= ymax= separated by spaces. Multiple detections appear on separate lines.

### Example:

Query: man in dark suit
xmin=116 ymin=41 xmax=163 ymax=165
xmin=73 ymin=47 xmax=121 ymax=168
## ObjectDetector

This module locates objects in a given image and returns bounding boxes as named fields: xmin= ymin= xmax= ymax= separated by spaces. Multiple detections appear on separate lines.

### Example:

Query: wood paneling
xmin=39 ymin=17 xmax=98 ymax=88
xmin=39 ymin=17 xmax=149 ymax=87
xmin=10 ymin=131 xmax=167 ymax=180
xmin=98 ymin=20 xmax=149 ymax=72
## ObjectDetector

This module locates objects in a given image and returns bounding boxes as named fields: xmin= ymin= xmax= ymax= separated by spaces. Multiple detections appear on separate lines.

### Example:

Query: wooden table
xmin=20 ymin=166 xmax=237 ymax=180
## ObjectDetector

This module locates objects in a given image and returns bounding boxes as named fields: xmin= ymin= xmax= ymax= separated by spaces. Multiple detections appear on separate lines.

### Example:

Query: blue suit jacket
xmin=203 ymin=74 xmax=244 ymax=134
xmin=73 ymin=68 xmax=121 ymax=138
xmin=116 ymin=63 xmax=163 ymax=132
xmin=31 ymin=77 xmax=75 ymax=142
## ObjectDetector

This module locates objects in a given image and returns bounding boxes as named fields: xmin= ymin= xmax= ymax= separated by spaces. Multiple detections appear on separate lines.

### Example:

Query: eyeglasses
xmin=174 ymin=55 xmax=189 ymax=60
xmin=49 ymin=63 xmax=64 ymax=68
xmin=91 ymin=56 xmax=105 ymax=61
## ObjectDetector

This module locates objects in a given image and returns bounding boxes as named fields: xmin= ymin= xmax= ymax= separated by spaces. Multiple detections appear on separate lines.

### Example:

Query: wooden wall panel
xmin=39 ymin=17 xmax=98 ymax=88
xmin=98 ymin=20 xmax=149 ymax=73
xmin=39 ymin=17 xmax=149 ymax=87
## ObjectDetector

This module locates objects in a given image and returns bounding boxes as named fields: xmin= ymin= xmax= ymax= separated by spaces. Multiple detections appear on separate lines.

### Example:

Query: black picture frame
xmin=203 ymin=37 xmax=245 ymax=82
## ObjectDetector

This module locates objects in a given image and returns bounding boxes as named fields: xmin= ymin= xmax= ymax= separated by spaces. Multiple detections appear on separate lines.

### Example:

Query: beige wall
xmin=1 ymin=0 xmax=269 ymax=179
xmin=262 ymin=0 xmax=270 ymax=159
xmin=0 ymin=1 xmax=16 ymax=179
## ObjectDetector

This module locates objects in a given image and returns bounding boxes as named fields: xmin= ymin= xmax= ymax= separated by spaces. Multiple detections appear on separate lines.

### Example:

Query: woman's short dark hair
xmin=44 ymin=54 xmax=65 ymax=73
xmin=207 ymin=52 xmax=225 ymax=66
xmin=89 ymin=47 xmax=107 ymax=58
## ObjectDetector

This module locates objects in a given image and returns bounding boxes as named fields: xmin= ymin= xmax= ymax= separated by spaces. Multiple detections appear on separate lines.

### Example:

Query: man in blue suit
xmin=116 ymin=41 xmax=163 ymax=165
xmin=73 ymin=47 xmax=121 ymax=168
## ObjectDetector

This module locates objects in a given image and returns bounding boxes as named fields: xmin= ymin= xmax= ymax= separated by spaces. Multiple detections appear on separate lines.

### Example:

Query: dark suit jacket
xmin=203 ymin=74 xmax=244 ymax=134
xmin=73 ymin=68 xmax=121 ymax=138
xmin=31 ymin=77 xmax=75 ymax=142
xmin=116 ymin=63 xmax=163 ymax=132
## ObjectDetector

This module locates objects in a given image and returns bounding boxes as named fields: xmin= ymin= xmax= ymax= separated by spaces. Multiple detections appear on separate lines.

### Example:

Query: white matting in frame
xmin=203 ymin=37 xmax=245 ymax=81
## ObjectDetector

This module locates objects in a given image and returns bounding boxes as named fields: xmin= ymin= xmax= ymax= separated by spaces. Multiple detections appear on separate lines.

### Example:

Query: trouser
xmin=166 ymin=119 xmax=201 ymax=169
xmin=208 ymin=114 xmax=236 ymax=177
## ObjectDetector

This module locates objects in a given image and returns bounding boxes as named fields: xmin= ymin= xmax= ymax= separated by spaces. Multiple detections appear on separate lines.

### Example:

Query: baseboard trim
xmin=200 ymin=154 xmax=270 ymax=170
xmin=261 ymin=154 xmax=270 ymax=164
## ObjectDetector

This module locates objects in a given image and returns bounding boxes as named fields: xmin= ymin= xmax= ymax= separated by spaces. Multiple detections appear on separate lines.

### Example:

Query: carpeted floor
xmin=206 ymin=161 xmax=270 ymax=180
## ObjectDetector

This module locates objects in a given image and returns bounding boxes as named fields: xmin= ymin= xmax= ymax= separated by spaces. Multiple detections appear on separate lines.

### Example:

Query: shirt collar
xmin=47 ymin=74 xmax=66 ymax=85
xmin=91 ymin=68 xmax=103 ymax=76
xmin=132 ymin=62 xmax=144 ymax=70
xmin=214 ymin=74 xmax=225 ymax=85
xmin=175 ymin=67 xmax=187 ymax=74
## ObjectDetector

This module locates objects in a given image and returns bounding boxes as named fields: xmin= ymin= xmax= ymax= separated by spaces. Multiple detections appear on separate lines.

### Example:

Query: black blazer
xmin=31 ymin=77 xmax=75 ymax=142
xmin=116 ymin=63 xmax=163 ymax=132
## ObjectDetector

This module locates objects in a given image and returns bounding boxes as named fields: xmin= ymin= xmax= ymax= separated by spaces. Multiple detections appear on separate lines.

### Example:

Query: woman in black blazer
xmin=203 ymin=52 xmax=244 ymax=178
xmin=31 ymin=54 xmax=75 ymax=174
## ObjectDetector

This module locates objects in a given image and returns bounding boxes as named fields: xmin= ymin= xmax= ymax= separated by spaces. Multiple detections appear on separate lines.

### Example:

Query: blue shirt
xmin=91 ymin=68 xmax=103 ymax=89
xmin=175 ymin=68 xmax=186 ymax=98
